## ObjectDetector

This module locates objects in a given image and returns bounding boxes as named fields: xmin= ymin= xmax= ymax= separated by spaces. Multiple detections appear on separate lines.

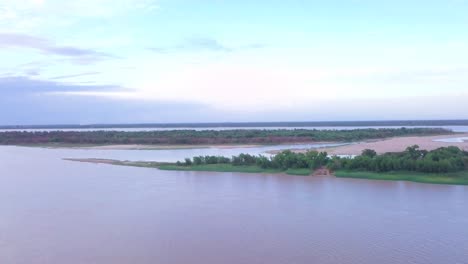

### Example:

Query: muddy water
xmin=0 ymin=146 xmax=467 ymax=264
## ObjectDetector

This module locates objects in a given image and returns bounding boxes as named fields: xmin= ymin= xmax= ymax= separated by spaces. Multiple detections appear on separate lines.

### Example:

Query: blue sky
xmin=1 ymin=0 xmax=468 ymax=124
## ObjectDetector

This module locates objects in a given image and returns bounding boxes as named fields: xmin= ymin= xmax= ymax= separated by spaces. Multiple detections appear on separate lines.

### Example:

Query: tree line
xmin=178 ymin=145 xmax=468 ymax=174
xmin=329 ymin=145 xmax=468 ymax=173
xmin=0 ymin=128 xmax=451 ymax=145
xmin=177 ymin=150 xmax=330 ymax=170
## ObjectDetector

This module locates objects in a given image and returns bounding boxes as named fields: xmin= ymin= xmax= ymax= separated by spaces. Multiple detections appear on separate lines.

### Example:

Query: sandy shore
xmin=22 ymin=135 xmax=468 ymax=155
xmin=63 ymin=158 xmax=170 ymax=168
xmin=304 ymin=134 xmax=468 ymax=156
xmin=64 ymin=158 xmax=120 ymax=164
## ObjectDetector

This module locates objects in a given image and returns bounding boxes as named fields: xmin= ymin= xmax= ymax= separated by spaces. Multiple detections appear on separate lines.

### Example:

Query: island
xmin=0 ymin=127 xmax=453 ymax=147
xmin=66 ymin=145 xmax=468 ymax=185
xmin=4 ymin=127 xmax=467 ymax=185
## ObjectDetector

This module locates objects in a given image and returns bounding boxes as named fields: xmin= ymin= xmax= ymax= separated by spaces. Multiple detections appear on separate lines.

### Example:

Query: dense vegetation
xmin=176 ymin=146 xmax=468 ymax=174
xmin=165 ymin=151 xmax=328 ymax=176
xmin=67 ymin=145 xmax=468 ymax=184
xmin=0 ymin=128 xmax=451 ymax=145
xmin=329 ymin=145 xmax=468 ymax=173
xmin=160 ymin=146 xmax=468 ymax=184
xmin=176 ymin=150 xmax=329 ymax=171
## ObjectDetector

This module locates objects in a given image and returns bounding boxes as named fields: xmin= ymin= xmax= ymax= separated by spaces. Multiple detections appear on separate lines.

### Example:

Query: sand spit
xmin=63 ymin=158 xmax=169 ymax=167
xmin=64 ymin=158 xmax=121 ymax=164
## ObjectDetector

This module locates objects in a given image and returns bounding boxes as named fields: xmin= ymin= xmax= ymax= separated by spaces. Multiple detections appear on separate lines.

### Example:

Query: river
xmin=0 ymin=145 xmax=467 ymax=264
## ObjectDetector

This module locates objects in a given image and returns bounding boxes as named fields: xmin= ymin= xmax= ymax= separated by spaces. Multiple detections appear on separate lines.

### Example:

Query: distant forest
xmin=1 ymin=119 xmax=468 ymax=129
xmin=0 ymin=128 xmax=452 ymax=145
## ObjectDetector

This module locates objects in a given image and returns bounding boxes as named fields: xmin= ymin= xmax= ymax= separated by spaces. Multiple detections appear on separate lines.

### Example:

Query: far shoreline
xmin=11 ymin=133 xmax=468 ymax=154
xmin=6 ymin=132 xmax=466 ymax=154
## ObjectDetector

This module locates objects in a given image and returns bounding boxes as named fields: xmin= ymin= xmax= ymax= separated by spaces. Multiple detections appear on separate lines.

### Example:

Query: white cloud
xmin=0 ymin=0 xmax=158 ymax=32
xmin=0 ymin=6 xmax=16 ymax=20
xmin=98 ymin=59 xmax=467 ymax=113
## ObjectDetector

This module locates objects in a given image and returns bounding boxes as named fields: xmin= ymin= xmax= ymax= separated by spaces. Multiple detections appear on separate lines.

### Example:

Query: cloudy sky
xmin=1 ymin=0 xmax=468 ymax=125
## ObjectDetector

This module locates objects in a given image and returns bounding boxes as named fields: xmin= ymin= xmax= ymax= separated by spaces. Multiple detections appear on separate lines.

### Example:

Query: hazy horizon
xmin=2 ymin=120 xmax=468 ymax=129
xmin=1 ymin=0 xmax=468 ymax=124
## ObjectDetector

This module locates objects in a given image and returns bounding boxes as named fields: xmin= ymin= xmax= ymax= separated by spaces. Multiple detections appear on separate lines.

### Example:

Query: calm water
xmin=1 ymin=146 xmax=467 ymax=264
xmin=434 ymin=137 xmax=468 ymax=143
xmin=0 ymin=142 xmax=345 ymax=163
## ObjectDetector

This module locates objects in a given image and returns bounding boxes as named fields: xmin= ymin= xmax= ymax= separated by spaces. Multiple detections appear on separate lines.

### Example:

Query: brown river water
xmin=0 ymin=146 xmax=467 ymax=264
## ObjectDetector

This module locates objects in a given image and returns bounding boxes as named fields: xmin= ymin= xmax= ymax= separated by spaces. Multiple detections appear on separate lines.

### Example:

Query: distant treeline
xmin=1 ymin=119 xmax=468 ymax=129
xmin=329 ymin=145 xmax=468 ymax=173
xmin=179 ymin=146 xmax=468 ymax=174
xmin=0 ymin=128 xmax=451 ymax=145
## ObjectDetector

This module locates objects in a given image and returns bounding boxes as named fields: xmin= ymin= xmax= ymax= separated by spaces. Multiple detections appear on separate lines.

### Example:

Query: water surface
xmin=434 ymin=137 xmax=468 ymax=143
xmin=0 ymin=142 xmax=344 ymax=163
xmin=0 ymin=146 xmax=467 ymax=264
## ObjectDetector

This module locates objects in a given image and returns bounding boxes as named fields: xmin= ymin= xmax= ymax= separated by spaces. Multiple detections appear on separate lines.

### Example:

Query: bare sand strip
xmin=64 ymin=158 xmax=121 ymax=164
xmin=309 ymin=134 xmax=468 ymax=156
xmin=63 ymin=158 xmax=169 ymax=167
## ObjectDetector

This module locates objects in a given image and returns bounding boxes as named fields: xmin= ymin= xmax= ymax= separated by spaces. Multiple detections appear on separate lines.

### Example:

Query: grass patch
xmin=285 ymin=168 xmax=313 ymax=176
xmin=158 ymin=163 xmax=312 ymax=175
xmin=334 ymin=170 xmax=468 ymax=185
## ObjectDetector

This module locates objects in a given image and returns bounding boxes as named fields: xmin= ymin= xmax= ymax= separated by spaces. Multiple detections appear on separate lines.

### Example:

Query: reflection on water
xmin=0 ymin=143 xmax=345 ymax=163
xmin=434 ymin=136 xmax=468 ymax=143
xmin=0 ymin=146 xmax=467 ymax=264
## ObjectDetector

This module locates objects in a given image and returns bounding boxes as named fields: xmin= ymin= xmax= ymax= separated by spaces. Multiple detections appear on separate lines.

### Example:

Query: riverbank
xmin=162 ymin=166 xmax=468 ymax=185
xmin=65 ymin=158 xmax=468 ymax=185
xmin=65 ymin=158 xmax=312 ymax=176
xmin=159 ymin=164 xmax=313 ymax=176
xmin=19 ymin=133 xmax=466 ymax=152
xmin=335 ymin=170 xmax=468 ymax=185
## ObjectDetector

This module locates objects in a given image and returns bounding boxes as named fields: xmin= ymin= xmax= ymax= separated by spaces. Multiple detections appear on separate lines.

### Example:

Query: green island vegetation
xmin=81 ymin=145 xmax=468 ymax=184
xmin=329 ymin=146 xmax=468 ymax=185
xmin=328 ymin=145 xmax=468 ymax=173
xmin=0 ymin=127 xmax=452 ymax=146
xmin=119 ymin=145 xmax=468 ymax=185
xmin=159 ymin=151 xmax=329 ymax=176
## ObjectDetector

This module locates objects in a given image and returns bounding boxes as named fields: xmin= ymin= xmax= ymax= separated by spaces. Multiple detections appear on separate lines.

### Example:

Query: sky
xmin=1 ymin=0 xmax=468 ymax=125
